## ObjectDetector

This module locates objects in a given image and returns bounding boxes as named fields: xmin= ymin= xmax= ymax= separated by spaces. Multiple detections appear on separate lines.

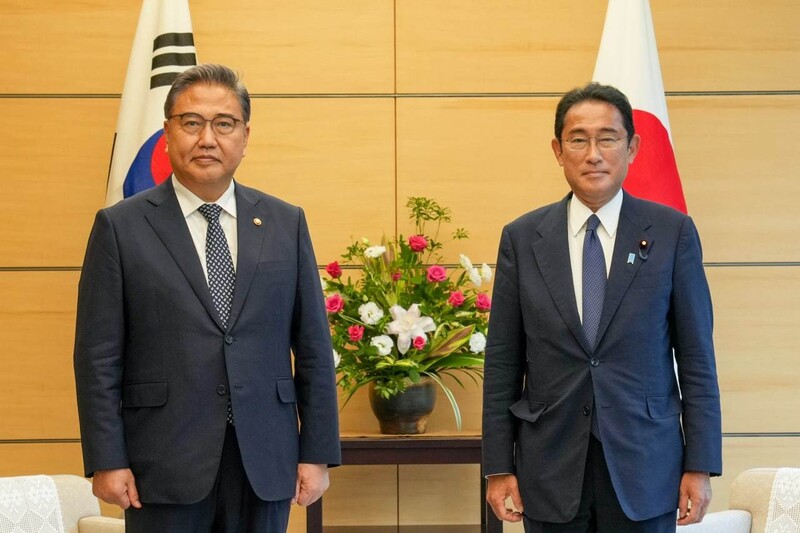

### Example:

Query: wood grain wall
xmin=1 ymin=1 xmax=798 ymax=530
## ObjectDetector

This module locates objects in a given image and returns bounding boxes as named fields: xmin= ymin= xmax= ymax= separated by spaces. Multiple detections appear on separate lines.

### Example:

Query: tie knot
xmin=198 ymin=203 xmax=223 ymax=222
xmin=586 ymin=214 xmax=601 ymax=233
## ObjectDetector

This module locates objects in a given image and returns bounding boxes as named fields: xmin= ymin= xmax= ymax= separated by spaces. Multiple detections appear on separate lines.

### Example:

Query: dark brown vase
xmin=368 ymin=377 xmax=436 ymax=434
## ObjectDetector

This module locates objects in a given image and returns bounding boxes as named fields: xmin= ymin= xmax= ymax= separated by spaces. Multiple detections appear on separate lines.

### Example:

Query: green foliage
xmin=323 ymin=197 xmax=492 ymax=430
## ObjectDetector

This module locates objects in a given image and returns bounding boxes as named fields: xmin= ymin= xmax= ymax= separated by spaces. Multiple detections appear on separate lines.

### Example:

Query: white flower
xmin=364 ymin=245 xmax=387 ymax=258
xmin=469 ymin=332 xmax=487 ymax=354
xmin=320 ymin=276 xmax=329 ymax=291
xmin=332 ymin=349 xmax=341 ymax=367
xmin=468 ymin=267 xmax=483 ymax=287
xmin=386 ymin=303 xmax=436 ymax=354
xmin=358 ymin=302 xmax=384 ymax=325
xmin=459 ymin=253 xmax=473 ymax=271
xmin=480 ymin=263 xmax=493 ymax=283
xmin=370 ymin=335 xmax=394 ymax=356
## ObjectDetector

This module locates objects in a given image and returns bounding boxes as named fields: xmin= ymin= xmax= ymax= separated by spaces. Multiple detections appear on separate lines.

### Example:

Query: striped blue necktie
xmin=583 ymin=214 xmax=606 ymax=440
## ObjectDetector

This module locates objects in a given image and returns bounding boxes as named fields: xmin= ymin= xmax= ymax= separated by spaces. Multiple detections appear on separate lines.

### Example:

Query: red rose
xmin=408 ymin=234 xmax=428 ymax=252
xmin=325 ymin=293 xmax=345 ymax=313
xmin=475 ymin=293 xmax=492 ymax=312
xmin=412 ymin=335 xmax=427 ymax=350
xmin=426 ymin=265 xmax=447 ymax=282
xmin=325 ymin=261 xmax=342 ymax=279
xmin=448 ymin=291 xmax=465 ymax=307
xmin=348 ymin=325 xmax=365 ymax=342
xmin=392 ymin=271 xmax=402 ymax=281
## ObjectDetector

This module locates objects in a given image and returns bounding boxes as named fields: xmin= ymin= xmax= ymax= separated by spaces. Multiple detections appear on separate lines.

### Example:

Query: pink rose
xmin=325 ymin=293 xmax=345 ymax=313
xmin=325 ymin=261 xmax=342 ymax=279
xmin=426 ymin=265 xmax=447 ymax=282
xmin=448 ymin=291 xmax=465 ymax=307
xmin=408 ymin=234 xmax=428 ymax=252
xmin=475 ymin=293 xmax=492 ymax=312
xmin=412 ymin=335 xmax=427 ymax=350
xmin=348 ymin=325 xmax=365 ymax=342
xmin=392 ymin=271 xmax=402 ymax=281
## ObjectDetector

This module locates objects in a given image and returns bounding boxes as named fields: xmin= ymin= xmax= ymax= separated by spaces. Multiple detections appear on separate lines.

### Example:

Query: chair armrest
xmin=77 ymin=516 xmax=126 ymax=533
xmin=676 ymin=510 xmax=751 ymax=532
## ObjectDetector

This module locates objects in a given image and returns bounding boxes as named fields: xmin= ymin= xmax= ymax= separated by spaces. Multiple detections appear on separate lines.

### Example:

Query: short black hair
xmin=554 ymin=82 xmax=634 ymax=143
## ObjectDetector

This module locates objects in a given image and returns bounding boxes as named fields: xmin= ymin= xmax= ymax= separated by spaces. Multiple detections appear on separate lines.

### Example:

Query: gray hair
xmin=164 ymin=64 xmax=251 ymax=122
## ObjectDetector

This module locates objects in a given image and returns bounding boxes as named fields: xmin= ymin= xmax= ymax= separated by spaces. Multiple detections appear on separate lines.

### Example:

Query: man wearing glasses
xmin=74 ymin=64 xmax=340 ymax=532
xmin=482 ymin=83 xmax=721 ymax=532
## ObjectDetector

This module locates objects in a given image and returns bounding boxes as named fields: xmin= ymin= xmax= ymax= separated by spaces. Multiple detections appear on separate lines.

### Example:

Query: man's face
xmin=551 ymin=100 xmax=639 ymax=211
xmin=164 ymin=83 xmax=249 ymax=200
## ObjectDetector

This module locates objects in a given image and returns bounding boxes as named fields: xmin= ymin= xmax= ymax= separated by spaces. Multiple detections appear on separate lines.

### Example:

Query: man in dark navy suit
xmin=482 ymin=83 xmax=721 ymax=532
xmin=74 ymin=64 xmax=340 ymax=532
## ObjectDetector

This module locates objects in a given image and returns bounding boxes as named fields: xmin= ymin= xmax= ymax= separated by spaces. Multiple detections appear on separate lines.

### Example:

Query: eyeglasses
xmin=561 ymin=136 xmax=627 ymax=152
xmin=168 ymin=113 xmax=245 ymax=136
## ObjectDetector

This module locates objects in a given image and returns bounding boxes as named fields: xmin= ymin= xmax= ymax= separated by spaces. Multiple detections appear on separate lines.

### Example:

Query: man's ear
xmin=551 ymin=138 xmax=564 ymax=167
xmin=163 ymin=120 xmax=170 ymax=153
xmin=626 ymin=133 xmax=641 ymax=164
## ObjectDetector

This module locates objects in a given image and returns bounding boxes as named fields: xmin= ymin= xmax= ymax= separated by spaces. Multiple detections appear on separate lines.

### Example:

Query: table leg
xmin=306 ymin=498 xmax=322 ymax=533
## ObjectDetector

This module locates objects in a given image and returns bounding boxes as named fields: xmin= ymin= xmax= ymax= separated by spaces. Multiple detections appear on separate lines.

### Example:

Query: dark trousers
xmin=523 ymin=437 xmax=676 ymax=533
xmin=125 ymin=425 xmax=291 ymax=533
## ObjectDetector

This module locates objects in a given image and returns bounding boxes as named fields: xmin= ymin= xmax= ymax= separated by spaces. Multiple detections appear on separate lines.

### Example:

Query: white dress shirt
xmin=172 ymin=177 xmax=238 ymax=284
xmin=567 ymin=189 xmax=623 ymax=324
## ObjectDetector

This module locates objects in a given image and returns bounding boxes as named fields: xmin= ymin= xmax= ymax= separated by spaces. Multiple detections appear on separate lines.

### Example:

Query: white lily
xmin=481 ymin=263 xmax=493 ymax=283
xmin=386 ymin=303 xmax=436 ymax=354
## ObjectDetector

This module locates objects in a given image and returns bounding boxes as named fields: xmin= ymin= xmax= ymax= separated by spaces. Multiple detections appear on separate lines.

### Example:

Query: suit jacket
xmin=482 ymin=191 xmax=721 ymax=522
xmin=74 ymin=178 xmax=341 ymax=504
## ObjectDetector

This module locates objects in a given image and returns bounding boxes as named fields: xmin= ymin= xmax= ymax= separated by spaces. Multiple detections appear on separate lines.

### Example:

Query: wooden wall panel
xmin=0 ymin=99 xmax=115 ymax=267
xmin=0 ymin=1 xmax=137 ymax=93
xmin=673 ymin=96 xmax=800 ymax=263
xmin=0 ymin=272 xmax=80 ymax=439
xmin=396 ymin=97 xmax=565 ymax=264
xmin=193 ymin=0 xmax=394 ymax=94
xmin=322 ymin=465 xmax=398 ymax=526
xmin=0 ymin=442 xmax=84 ymax=477
xmin=396 ymin=1 xmax=800 ymax=93
xmin=245 ymin=97 xmax=396 ymax=262
xmin=710 ymin=267 xmax=800 ymax=433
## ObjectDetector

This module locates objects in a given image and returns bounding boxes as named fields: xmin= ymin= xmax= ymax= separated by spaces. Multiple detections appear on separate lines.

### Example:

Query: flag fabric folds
xmin=592 ymin=0 xmax=687 ymax=213
xmin=106 ymin=0 xmax=197 ymax=206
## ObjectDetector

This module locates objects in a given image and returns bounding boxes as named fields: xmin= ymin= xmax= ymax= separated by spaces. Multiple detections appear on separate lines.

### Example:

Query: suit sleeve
xmin=73 ymin=209 xmax=129 ymax=477
xmin=291 ymin=208 xmax=342 ymax=467
xmin=671 ymin=216 xmax=722 ymax=476
xmin=482 ymin=226 xmax=526 ymax=476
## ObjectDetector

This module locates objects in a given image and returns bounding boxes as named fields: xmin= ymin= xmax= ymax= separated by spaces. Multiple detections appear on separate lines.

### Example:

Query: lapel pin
xmin=638 ymin=239 xmax=649 ymax=260
xmin=253 ymin=217 xmax=262 ymax=226
xmin=627 ymin=253 xmax=635 ymax=265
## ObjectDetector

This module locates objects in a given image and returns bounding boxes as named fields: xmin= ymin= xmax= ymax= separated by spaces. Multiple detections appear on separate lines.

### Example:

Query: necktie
xmin=198 ymin=204 xmax=236 ymax=329
xmin=583 ymin=214 xmax=606 ymax=440
xmin=198 ymin=204 xmax=236 ymax=425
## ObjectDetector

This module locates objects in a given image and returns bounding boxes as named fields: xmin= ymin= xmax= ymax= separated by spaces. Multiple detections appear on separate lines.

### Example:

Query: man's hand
xmin=92 ymin=468 xmax=141 ymax=510
xmin=293 ymin=463 xmax=330 ymax=506
xmin=677 ymin=471 xmax=712 ymax=526
xmin=486 ymin=474 xmax=524 ymax=522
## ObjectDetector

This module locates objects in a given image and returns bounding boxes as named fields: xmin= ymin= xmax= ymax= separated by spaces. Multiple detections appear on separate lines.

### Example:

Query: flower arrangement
xmin=322 ymin=197 xmax=491 ymax=429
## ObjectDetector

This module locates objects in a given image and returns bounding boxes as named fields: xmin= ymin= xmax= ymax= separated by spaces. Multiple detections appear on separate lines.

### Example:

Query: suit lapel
xmin=531 ymin=195 xmax=592 ymax=353
xmin=594 ymin=192 xmax=652 ymax=348
xmin=144 ymin=179 xmax=224 ymax=330
xmin=226 ymin=183 xmax=267 ymax=330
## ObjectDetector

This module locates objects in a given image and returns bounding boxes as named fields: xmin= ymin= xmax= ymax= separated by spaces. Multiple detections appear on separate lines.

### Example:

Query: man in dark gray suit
xmin=482 ymin=83 xmax=721 ymax=532
xmin=74 ymin=64 xmax=340 ymax=532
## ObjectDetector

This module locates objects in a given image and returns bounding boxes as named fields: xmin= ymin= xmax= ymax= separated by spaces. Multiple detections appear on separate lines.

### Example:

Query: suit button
xmin=225 ymin=335 xmax=234 ymax=345
xmin=590 ymin=358 xmax=600 ymax=367
xmin=217 ymin=385 xmax=227 ymax=395
xmin=583 ymin=405 xmax=591 ymax=416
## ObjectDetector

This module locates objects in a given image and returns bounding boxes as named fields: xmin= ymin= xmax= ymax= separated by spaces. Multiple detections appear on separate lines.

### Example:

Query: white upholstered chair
xmin=0 ymin=474 xmax=124 ymax=533
xmin=678 ymin=467 xmax=800 ymax=533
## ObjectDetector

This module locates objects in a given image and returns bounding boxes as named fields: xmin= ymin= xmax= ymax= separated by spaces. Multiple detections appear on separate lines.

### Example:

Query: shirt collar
xmin=568 ymin=188 xmax=623 ymax=237
xmin=172 ymin=176 xmax=237 ymax=219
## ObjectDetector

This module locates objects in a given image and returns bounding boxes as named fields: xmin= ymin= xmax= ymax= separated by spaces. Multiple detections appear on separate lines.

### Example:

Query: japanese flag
xmin=593 ymin=0 xmax=687 ymax=213
xmin=106 ymin=0 xmax=197 ymax=206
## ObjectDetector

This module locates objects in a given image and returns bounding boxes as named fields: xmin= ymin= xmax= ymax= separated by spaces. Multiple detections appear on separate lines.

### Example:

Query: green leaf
xmin=424 ymin=372 xmax=462 ymax=431
xmin=426 ymin=325 xmax=475 ymax=359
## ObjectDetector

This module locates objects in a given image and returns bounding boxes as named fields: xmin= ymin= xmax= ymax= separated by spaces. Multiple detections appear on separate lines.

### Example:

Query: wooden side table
xmin=306 ymin=434 xmax=503 ymax=533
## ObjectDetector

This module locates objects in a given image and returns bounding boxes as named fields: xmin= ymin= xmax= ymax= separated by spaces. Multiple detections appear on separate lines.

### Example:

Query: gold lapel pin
xmin=253 ymin=217 xmax=262 ymax=226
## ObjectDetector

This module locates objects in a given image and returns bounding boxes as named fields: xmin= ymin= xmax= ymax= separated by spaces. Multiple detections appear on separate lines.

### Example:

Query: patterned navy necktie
xmin=198 ymin=203 xmax=236 ymax=425
xmin=197 ymin=204 xmax=236 ymax=329
xmin=582 ymin=214 xmax=606 ymax=349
